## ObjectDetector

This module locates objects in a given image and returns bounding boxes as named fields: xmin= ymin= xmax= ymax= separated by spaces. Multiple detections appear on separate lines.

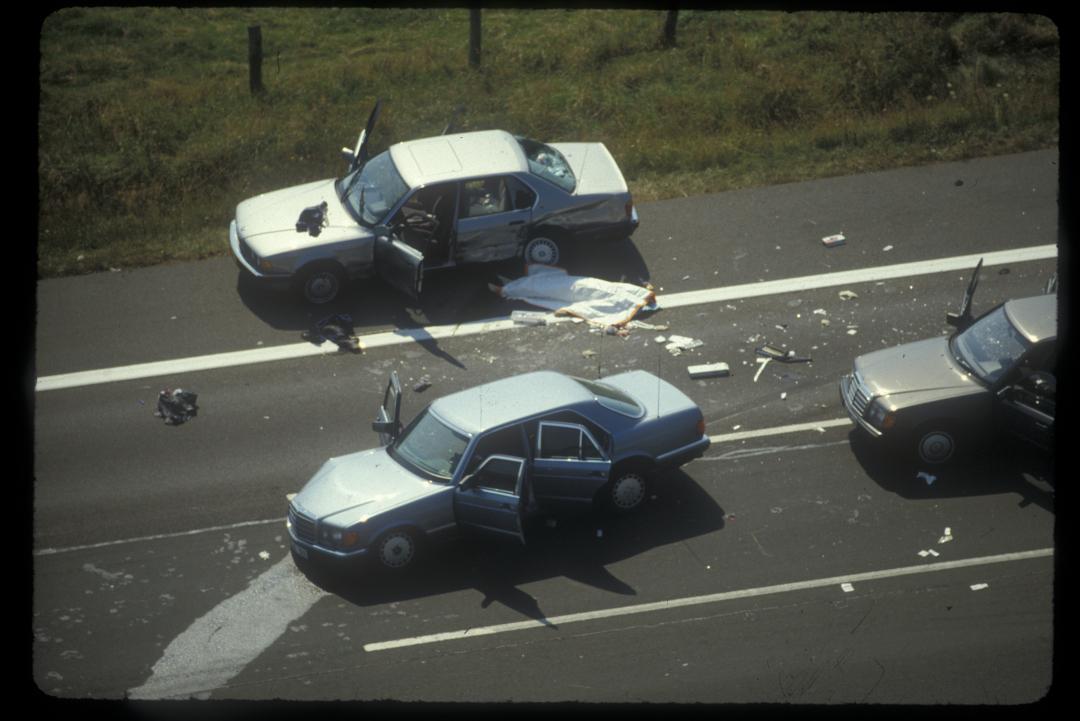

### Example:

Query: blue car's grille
xmin=289 ymin=506 xmax=317 ymax=544
xmin=841 ymin=373 xmax=871 ymax=418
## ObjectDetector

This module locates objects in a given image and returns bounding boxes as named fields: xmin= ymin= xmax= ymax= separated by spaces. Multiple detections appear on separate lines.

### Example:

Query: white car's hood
xmin=234 ymin=178 xmax=370 ymax=256
xmin=549 ymin=142 xmax=629 ymax=195
xmin=292 ymin=447 xmax=442 ymax=527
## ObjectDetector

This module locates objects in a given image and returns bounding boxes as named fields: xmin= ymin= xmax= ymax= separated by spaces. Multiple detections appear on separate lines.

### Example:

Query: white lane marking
xmin=127 ymin=554 xmax=329 ymax=700
xmin=36 ymin=245 xmax=1056 ymax=392
xmin=363 ymin=548 xmax=1053 ymax=652
xmin=33 ymin=517 xmax=283 ymax=557
xmin=708 ymin=417 xmax=852 ymax=444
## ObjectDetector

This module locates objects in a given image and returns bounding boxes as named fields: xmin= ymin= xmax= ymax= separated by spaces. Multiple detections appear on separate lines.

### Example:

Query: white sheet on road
xmin=495 ymin=264 xmax=657 ymax=326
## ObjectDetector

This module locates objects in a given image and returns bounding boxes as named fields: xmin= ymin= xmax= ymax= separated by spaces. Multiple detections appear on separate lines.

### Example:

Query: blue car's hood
xmin=292 ymin=447 xmax=442 ymax=526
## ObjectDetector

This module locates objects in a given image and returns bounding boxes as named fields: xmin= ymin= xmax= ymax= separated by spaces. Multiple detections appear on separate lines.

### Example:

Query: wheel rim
xmin=918 ymin=430 xmax=955 ymax=464
xmin=305 ymin=271 xmax=340 ymax=304
xmin=525 ymin=237 xmax=559 ymax=266
xmin=611 ymin=473 xmax=645 ymax=511
xmin=379 ymin=532 xmax=414 ymax=569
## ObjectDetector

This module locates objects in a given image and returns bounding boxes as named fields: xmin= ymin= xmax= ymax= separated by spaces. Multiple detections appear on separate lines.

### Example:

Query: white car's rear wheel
xmin=524 ymin=236 xmax=560 ymax=266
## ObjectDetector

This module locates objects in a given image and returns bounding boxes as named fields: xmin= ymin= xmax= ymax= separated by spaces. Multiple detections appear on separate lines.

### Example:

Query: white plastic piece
xmin=687 ymin=362 xmax=730 ymax=379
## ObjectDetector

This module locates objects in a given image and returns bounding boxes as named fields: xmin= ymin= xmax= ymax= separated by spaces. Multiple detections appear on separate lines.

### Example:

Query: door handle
xmin=589 ymin=471 xmax=606 ymax=477
xmin=509 ymin=220 xmax=525 ymax=226
xmin=500 ymin=503 xmax=512 ymax=510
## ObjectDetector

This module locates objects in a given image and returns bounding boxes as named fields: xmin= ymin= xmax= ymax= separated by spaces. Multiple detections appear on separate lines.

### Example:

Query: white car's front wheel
xmin=297 ymin=263 xmax=344 ymax=305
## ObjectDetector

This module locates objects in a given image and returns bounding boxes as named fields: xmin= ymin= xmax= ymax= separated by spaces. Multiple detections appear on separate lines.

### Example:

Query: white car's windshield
xmin=389 ymin=409 xmax=469 ymax=481
xmin=951 ymin=305 xmax=1031 ymax=384
xmin=340 ymin=150 xmax=410 ymax=226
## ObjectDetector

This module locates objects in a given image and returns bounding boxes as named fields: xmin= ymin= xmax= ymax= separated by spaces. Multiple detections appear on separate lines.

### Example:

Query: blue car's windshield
xmin=340 ymin=150 xmax=410 ymax=226
xmin=951 ymin=305 xmax=1031 ymax=384
xmin=389 ymin=409 xmax=469 ymax=481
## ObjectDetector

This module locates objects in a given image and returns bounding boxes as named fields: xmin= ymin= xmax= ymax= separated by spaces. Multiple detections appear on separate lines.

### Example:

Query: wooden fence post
xmin=248 ymin=25 xmax=264 ymax=94
xmin=662 ymin=10 xmax=678 ymax=48
xmin=469 ymin=9 xmax=481 ymax=68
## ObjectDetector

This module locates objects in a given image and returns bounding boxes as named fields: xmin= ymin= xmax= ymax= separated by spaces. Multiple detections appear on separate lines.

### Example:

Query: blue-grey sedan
xmin=231 ymin=101 xmax=639 ymax=305
xmin=287 ymin=370 xmax=708 ymax=571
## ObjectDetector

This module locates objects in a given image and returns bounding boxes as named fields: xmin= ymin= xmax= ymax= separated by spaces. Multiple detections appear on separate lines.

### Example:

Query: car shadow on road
xmin=299 ymin=469 xmax=723 ymax=626
xmin=235 ymin=238 xmax=651 ymax=334
xmin=848 ymin=431 xmax=1055 ymax=513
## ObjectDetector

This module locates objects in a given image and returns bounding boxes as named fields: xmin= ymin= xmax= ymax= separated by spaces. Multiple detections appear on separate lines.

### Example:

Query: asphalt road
xmin=31 ymin=149 xmax=1060 ymax=703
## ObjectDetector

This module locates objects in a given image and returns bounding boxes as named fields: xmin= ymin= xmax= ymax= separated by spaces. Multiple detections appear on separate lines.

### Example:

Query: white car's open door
xmin=374 ymin=231 xmax=424 ymax=300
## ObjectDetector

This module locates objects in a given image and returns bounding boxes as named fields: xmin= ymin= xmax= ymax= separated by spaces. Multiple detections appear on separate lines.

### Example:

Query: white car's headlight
xmin=865 ymin=399 xmax=896 ymax=431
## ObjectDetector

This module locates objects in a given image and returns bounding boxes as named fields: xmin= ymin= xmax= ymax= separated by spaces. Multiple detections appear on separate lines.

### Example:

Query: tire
xmin=913 ymin=423 xmax=960 ymax=466
xmin=523 ymin=236 xmax=561 ymax=266
xmin=295 ymin=263 xmax=345 ymax=305
xmin=605 ymin=468 xmax=649 ymax=514
xmin=374 ymin=528 xmax=420 ymax=571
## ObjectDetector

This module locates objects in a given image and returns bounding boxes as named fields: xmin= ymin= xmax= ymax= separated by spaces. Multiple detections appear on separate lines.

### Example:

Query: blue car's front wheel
xmin=375 ymin=529 xmax=419 ymax=571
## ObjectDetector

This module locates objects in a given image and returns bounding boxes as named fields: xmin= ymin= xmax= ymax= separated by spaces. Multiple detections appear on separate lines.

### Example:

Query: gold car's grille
xmin=288 ymin=506 xmax=317 ymax=543
xmin=841 ymin=373 xmax=871 ymax=418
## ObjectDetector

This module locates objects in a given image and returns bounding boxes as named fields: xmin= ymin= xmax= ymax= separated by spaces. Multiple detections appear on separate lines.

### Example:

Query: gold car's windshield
xmin=951 ymin=305 xmax=1031 ymax=384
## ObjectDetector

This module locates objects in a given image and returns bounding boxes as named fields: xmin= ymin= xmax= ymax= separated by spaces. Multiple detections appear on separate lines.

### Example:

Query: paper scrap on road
xmin=841 ymin=582 xmax=854 ymax=593
xmin=970 ymin=583 xmax=989 ymax=591
xmin=665 ymin=335 xmax=704 ymax=356
xmin=495 ymin=264 xmax=656 ymax=327
xmin=939 ymin=527 xmax=953 ymax=544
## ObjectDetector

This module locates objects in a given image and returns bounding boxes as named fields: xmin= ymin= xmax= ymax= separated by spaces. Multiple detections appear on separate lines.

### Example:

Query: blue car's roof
xmin=431 ymin=371 xmax=595 ymax=435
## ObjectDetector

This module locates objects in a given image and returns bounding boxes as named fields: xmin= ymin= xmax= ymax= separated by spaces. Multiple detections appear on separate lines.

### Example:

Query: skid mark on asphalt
xmin=127 ymin=554 xmax=327 ymax=700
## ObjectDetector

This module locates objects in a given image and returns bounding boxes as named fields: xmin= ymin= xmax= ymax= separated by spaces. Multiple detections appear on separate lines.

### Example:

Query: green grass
xmin=38 ymin=8 xmax=1059 ymax=277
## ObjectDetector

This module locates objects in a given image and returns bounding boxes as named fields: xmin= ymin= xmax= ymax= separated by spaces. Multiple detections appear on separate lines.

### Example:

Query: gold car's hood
xmin=854 ymin=336 xmax=979 ymax=398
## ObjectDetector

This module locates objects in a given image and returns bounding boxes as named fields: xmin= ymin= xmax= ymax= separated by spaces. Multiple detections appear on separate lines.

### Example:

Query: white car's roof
xmin=389 ymin=129 xmax=529 ymax=188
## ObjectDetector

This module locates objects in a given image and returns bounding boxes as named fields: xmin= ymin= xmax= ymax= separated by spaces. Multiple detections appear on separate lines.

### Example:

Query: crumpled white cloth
xmin=496 ymin=264 xmax=657 ymax=326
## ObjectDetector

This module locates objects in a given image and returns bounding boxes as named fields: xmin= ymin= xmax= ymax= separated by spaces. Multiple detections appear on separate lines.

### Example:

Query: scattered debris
xmin=780 ymin=392 xmax=788 ymax=400
xmin=838 ymin=290 xmax=858 ymax=301
xmin=883 ymin=245 xmax=894 ymax=252
xmin=756 ymin=345 xmax=812 ymax=363
xmin=918 ymin=548 xmax=940 ymax=558
xmin=303 ymin=314 xmax=362 ymax=352
xmin=687 ymin=362 xmax=730 ymax=379
xmin=970 ymin=583 xmax=989 ymax=591
xmin=841 ymin=583 xmax=854 ymax=593
xmin=413 ymin=375 xmax=432 ymax=393
xmin=846 ymin=328 xmax=858 ymax=336
xmin=938 ymin=527 xmax=953 ymax=544
xmin=822 ymin=233 xmax=846 ymax=247
xmin=511 ymin=309 xmax=549 ymax=326
xmin=627 ymin=319 xmax=670 ymax=331
xmin=653 ymin=335 xmax=668 ymax=344
xmin=582 ymin=349 xmax=598 ymax=358
xmin=155 ymin=388 xmax=198 ymax=425
xmin=916 ymin=471 xmax=937 ymax=486
xmin=258 ymin=551 xmax=271 ymax=561
xmin=732 ymin=425 xmax=742 ymax=431
xmin=665 ymin=335 xmax=704 ymax=356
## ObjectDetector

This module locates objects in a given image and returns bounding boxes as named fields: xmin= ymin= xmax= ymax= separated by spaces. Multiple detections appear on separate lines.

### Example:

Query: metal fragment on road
xmin=687 ymin=362 xmax=730 ymax=379
xmin=822 ymin=233 xmax=846 ymax=247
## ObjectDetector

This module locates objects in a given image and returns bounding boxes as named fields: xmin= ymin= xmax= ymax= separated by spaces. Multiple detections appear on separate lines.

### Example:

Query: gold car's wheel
xmin=916 ymin=426 xmax=956 ymax=465
xmin=524 ymin=236 xmax=560 ymax=266
xmin=376 ymin=530 xmax=417 ymax=570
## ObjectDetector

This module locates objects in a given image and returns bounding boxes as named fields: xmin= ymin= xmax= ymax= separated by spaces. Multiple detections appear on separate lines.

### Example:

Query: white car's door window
xmin=462 ymin=178 xmax=509 ymax=218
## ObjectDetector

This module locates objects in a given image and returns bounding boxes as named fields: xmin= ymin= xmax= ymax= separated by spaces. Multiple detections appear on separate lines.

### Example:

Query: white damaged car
xmin=230 ymin=102 xmax=639 ymax=304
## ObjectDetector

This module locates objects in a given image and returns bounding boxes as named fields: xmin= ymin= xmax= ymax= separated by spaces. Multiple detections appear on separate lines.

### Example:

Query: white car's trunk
xmin=549 ymin=142 xmax=629 ymax=195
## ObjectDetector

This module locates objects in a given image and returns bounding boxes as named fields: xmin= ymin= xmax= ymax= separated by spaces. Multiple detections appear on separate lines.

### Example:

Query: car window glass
xmin=474 ymin=457 xmax=522 ymax=494
xmin=390 ymin=409 xmax=469 ymax=480
xmin=465 ymin=424 xmax=526 ymax=475
xmin=462 ymin=178 xmax=509 ymax=218
xmin=953 ymin=306 xmax=1031 ymax=384
xmin=514 ymin=136 xmax=576 ymax=193
xmin=539 ymin=424 xmax=581 ymax=460
xmin=581 ymin=432 xmax=604 ymax=460
xmin=505 ymin=176 xmax=537 ymax=210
